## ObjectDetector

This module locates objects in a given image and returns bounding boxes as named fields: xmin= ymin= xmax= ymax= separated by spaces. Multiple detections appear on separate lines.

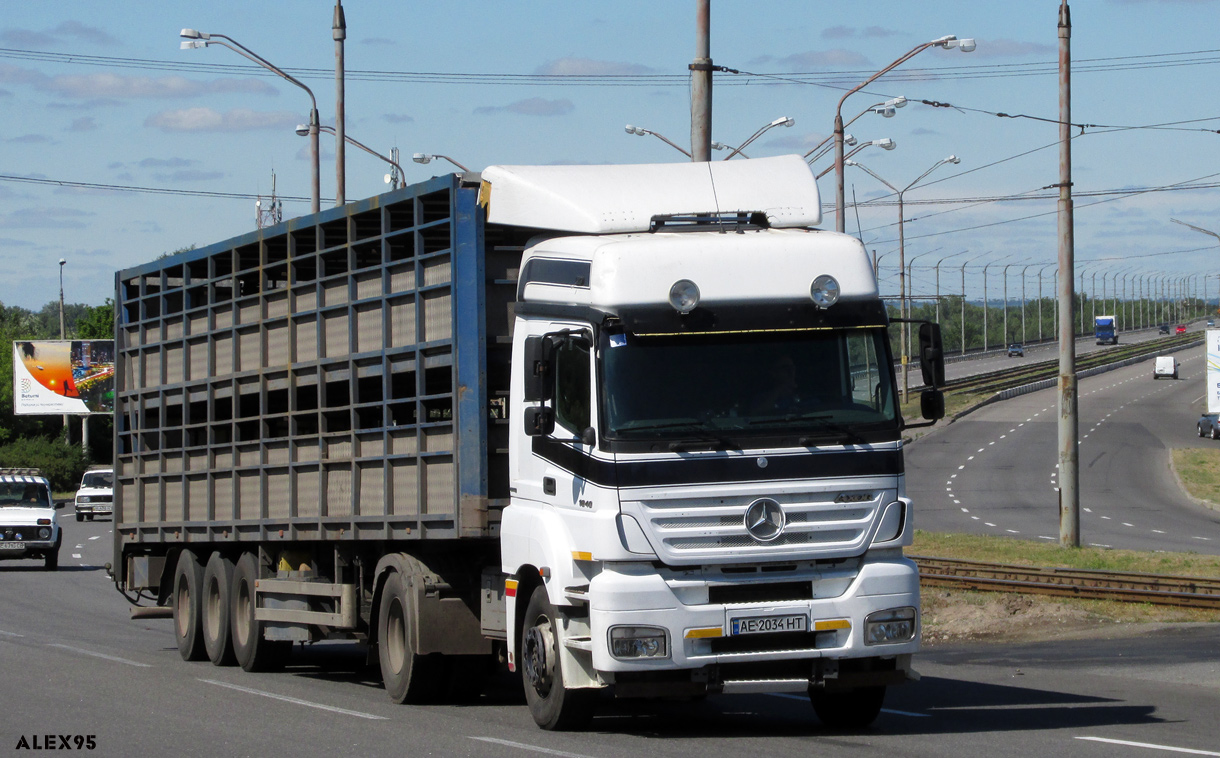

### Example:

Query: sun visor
xmin=480 ymin=155 xmax=821 ymax=234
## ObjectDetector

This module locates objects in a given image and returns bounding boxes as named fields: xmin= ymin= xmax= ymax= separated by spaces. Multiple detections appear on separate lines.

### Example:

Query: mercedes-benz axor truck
xmin=112 ymin=155 xmax=945 ymax=730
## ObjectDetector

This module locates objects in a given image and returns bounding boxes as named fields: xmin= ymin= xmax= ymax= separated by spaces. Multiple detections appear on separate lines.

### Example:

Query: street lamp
xmin=814 ymin=138 xmax=896 ymax=180
xmin=181 ymin=28 xmax=320 ymax=214
xmin=625 ymin=125 xmax=692 ymax=158
xmin=1037 ymin=263 xmax=1056 ymax=342
xmin=804 ymin=98 xmax=906 ymax=165
xmin=721 ymin=116 xmax=795 ymax=160
xmin=960 ymin=252 xmax=989 ymax=355
xmin=298 ymin=124 xmax=404 ymax=184
xmin=413 ymin=153 xmax=470 ymax=172
xmin=846 ymin=155 xmax=963 ymax=400
xmin=933 ymin=250 xmax=970 ymax=327
xmin=834 ymin=35 xmax=975 ymax=231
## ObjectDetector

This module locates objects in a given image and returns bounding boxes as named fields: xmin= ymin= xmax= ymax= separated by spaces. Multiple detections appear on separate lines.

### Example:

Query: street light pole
xmin=333 ymin=0 xmax=346 ymax=206
xmin=301 ymin=124 xmax=404 ymax=180
xmin=934 ymin=250 xmax=970 ymax=326
xmin=961 ymin=252 xmax=988 ymax=355
xmin=625 ymin=125 xmax=692 ymax=158
xmin=846 ymin=156 xmax=962 ymax=401
xmin=834 ymin=35 xmax=975 ymax=231
xmin=181 ymin=29 xmax=320 ymax=214
xmin=721 ymin=116 xmax=795 ymax=160
xmin=412 ymin=153 xmax=470 ymax=172
xmin=690 ymin=0 xmax=712 ymax=162
xmin=1056 ymin=0 xmax=1079 ymax=547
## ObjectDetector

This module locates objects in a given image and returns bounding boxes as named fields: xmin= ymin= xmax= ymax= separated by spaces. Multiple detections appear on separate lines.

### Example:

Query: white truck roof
xmin=481 ymin=155 xmax=821 ymax=234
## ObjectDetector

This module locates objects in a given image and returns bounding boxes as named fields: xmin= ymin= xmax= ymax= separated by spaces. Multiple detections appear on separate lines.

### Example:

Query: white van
xmin=1153 ymin=356 xmax=1178 ymax=380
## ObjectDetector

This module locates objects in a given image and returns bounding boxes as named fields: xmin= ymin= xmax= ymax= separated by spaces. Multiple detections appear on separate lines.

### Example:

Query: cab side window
xmin=554 ymin=338 xmax=591 ymax=433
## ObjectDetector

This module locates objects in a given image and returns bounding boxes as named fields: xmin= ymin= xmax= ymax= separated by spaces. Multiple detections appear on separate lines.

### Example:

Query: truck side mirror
xmin=523 ymin=406 xmax=555 ymax=436
xmin=918 ymin=322 xmax=945 ymax=388
xmin=523 ymin=336 xmax=555 ymax=402
xmin=920 ymin=389 xmax=945 ymax=421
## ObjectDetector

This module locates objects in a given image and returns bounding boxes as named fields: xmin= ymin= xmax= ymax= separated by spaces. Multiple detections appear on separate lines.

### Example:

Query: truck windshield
xmin=599 ymin=327 xmax=899 ymax=448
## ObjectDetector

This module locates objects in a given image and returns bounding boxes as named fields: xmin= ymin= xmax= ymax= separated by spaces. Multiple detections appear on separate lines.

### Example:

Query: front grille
xmin=1 ymin=526 xmax=41 ymax=540
xmin=622 ymin=486 xmax=890 ymax=564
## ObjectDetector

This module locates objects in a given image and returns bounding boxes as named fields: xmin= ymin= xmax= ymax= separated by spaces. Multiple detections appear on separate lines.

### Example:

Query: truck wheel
xmin=521 ymin=586 xmax=595 ymax=731
xmin=810 ymin=686 xmax=886 ymax=730
xmin=230 ymin=552 xmax=289 ymax=672
xmin=377 ymin=571 xmax=447 ymax=704
xmin=173 ymin=550 xmax=207 ymax=661
xmin=202 ymin=553 xmax=237 ymax=666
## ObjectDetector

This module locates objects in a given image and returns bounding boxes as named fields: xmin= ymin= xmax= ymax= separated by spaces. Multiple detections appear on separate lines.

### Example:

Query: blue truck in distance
xmin=1095 ymin=315 xmax=1118 ymax=345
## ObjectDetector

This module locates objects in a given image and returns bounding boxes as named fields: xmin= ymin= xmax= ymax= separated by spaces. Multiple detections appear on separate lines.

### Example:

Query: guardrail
xmin=913 ymin=555 xmax=1220 ymax=609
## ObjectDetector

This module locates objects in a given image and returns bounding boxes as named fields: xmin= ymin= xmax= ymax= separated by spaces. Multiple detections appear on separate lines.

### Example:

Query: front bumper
xmin=586 ymin=556 xmax=920 ymax=679
xmin=0 ymin=538 xmax=58 ymax=559
xmin=75 ymin=503 xmax=113 ymax=516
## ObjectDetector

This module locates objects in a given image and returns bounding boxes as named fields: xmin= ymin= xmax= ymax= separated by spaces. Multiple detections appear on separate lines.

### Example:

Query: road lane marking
xmin=469 ymin=737 xmax=600 ymax=758
xmin=48 ymin=644 xmax=151 ymax=668
xmin=89 ymin=536 xmax=100 ymax=540
xmin=0 ymin=629 xmax=23 ymax=637
xmin=72 ymin=554 xmax=82 ymax=559
xmin=1076 ymin=736 xmax=1220 ymax=756
xmin=199 ymin=679 xmax=387 ymax=720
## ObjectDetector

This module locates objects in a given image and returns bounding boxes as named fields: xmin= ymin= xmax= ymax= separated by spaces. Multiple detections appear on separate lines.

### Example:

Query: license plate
xmin=0 ymin=542 xmax=25 ymax=550
xmin=730 ymin=614 xmax=807 ymax=635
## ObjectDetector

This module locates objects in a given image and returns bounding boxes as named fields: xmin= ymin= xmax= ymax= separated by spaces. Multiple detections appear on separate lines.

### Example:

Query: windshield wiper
xmin=615 ymin=419 xmax=741 ymax=451
xmin=749 ymin=412 xmax=867 ymax=445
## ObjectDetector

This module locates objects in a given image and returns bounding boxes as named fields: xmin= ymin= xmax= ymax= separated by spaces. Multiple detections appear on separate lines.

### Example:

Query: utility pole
xmin=334 ymin=0 xmax=346 ymax=206
xmin=690 ymin=0 xmax=712 ymax=161
xmin=1057 ymin=1 xmax=1080 ymax=548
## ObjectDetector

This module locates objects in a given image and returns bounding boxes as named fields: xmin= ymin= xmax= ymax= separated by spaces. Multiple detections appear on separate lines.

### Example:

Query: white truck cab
xmin=488 ymin=156 xmax=938 ymax=729
xmin=0 ymin=470 xmax=62 ymax=570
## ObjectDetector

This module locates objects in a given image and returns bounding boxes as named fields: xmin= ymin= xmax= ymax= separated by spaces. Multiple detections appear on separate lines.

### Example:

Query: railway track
xmin=938 ymin=333 xmax=1202 ymax=397
xmin=912 ymin=555 xmax=1220 ymax=610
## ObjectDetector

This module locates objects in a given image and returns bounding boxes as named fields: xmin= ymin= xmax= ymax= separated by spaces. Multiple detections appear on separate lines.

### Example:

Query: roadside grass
xmin=1171 ymin=447 xmax=1220 ymax=510
xmin=912 ymin=531 xmax=1220 ymax=641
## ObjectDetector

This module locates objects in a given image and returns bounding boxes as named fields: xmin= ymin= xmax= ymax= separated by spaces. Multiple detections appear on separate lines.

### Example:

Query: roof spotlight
xmin=669 ymin=279 xmax=700 ymax=314
xmin=810 ymin=275 xmax=841 ymax=308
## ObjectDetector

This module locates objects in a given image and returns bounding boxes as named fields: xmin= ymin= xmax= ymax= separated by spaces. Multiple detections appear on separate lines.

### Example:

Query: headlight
xmin=609 ymin=626 xmax=669 ymax=660
xmin=38 ymin=527 xmax=51 ymax=540
xmin=809 ymin=275 xmax=841 ymax=308
xmin=78 ymin=495 xmax=91 ymax=503
xmin=864 ymin=607 xmax=917 ymax=645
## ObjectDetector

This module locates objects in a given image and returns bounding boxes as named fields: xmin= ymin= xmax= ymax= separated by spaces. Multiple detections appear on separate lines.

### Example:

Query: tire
xmin=377 ymin=571 xmax=448 ymax=704
xmin=202 ymin=553 xmax=237 ymax=666
xmin=521 ymin=585 xmax=595 ymax=731
xmin=1200 ymin=425 xmax=1207 ymax=438
xmin=230 ymin=552 xmax=290 ymax=672
xmin=810 ymin=685 xmax=886 ymax=730
xmin=43 ymin=548 xmax=59 ymax=571
xmin=1211 ymin=426 xmax=1218 ymax=441
xmin=172 ymin=550 xmax=207 ymax=661
xmin=75 ymin=513 xmax=83 ymax=522
xmin=86 ymin=515 xmax=93 ymax=522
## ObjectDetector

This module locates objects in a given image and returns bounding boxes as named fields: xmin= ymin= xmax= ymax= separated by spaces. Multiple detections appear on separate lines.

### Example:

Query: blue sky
xmin=3 ymin=0 xmax=1220 ymax=311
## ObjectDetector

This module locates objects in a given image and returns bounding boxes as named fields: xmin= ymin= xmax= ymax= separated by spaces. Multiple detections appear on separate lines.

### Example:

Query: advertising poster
xmin=12 ymin=340 xmax=115 ymax=415
xmin=1209 ymin=330 xmax=1220 ymax=414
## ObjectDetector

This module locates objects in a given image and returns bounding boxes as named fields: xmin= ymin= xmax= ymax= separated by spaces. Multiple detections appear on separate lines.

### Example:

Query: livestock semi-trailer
xmin=112 ymin=156 xmax=945 ymax=730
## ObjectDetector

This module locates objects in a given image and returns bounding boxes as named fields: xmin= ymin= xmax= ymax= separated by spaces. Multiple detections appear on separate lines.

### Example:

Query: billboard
xmin=12 ymin=340 xmax=115 ymax=415
xmin=1209 ymin=330 xmax=1220 ymax=414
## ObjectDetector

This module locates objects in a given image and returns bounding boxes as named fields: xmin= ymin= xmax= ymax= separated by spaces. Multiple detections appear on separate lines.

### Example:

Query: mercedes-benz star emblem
xmin=744 ymin=498 xmax=785 ymax=542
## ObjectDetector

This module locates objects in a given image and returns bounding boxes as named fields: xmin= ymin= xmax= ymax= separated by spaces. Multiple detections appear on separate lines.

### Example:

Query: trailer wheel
xmin=202 ymin=553 xmax=237 ymax=666
xmin=377 ymin=571 xmax=447 ymax=704
xmin=521 ymin=586 xmax=595 ymax=731
xmin=230 ymin=552 xmax=289 ymax=672
xmin=172 ymin=550 xmax=207 ymax=661
xmin=810 ymin=686 xmax=886 ymax=730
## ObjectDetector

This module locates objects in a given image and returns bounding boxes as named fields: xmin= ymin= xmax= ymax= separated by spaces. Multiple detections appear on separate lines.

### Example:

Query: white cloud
xmin=0 ymin=21 xmax=119 ymax=48
xmin=48 ymin=73 xmax=278 ymax=99
xmin=534 ymin=57 xmax=658 ymax=76
xmin=145 ymin=107 xmax=301 ymax=133
xmin=475 ymin=98 xmax=574 ymax=117
xmin=776 ymin=50 xmax=872 ymax=70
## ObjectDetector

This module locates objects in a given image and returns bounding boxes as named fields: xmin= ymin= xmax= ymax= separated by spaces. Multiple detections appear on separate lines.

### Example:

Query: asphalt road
xmin=908 ymin=341 xmax=1220 ymax=552
xmin=4 ymin=517 xmax=1220 ymax=757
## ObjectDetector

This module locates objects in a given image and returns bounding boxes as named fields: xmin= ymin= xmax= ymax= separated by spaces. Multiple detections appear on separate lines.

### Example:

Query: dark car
xmin=1176 ymin=324 xmax=1187 ymax=334
xmin=1007 ymin=343 xmax=1024 ymax=357
xmin=1159 ymin=324 xmax=1171 ymax=335
xmin=1200 ymin=413 xmax=1220 ymax=439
